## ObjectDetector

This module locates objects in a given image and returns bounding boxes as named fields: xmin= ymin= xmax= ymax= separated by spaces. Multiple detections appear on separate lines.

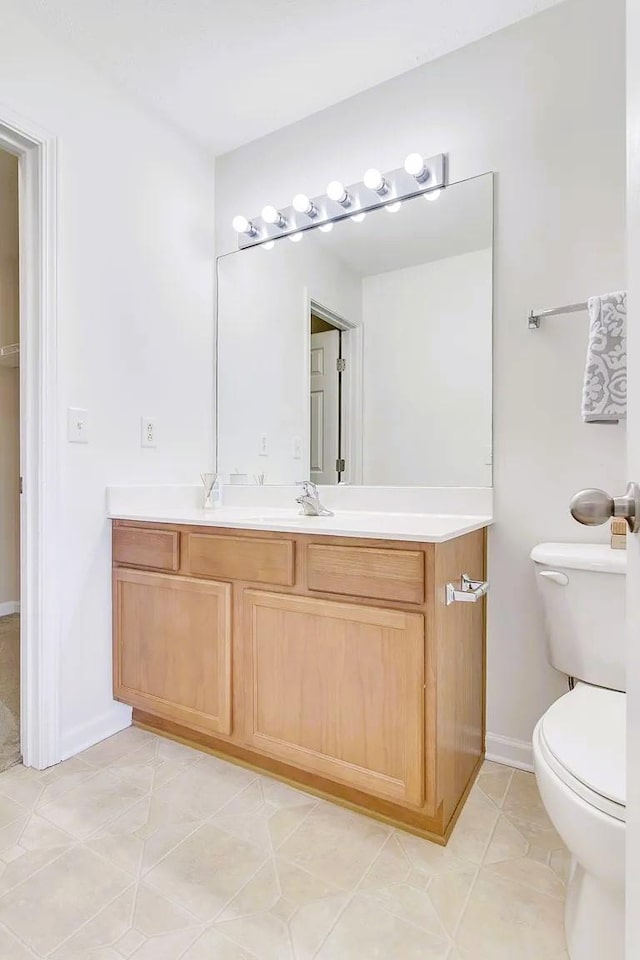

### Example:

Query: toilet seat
xmin=538 ymin=683 xmax=626 ymax=822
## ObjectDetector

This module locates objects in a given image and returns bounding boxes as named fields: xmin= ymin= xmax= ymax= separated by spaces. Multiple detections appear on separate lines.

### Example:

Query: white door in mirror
xmin=310 ymin=329 xmax=340 ymax=485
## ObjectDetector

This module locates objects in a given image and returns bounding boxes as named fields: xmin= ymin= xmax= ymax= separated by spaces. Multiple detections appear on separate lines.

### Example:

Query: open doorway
xmin=0 ymin=147 xmax=20 ymax=771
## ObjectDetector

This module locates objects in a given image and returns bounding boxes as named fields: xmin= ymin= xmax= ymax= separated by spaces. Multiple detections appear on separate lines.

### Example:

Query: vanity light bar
xmin=233 ymin=152 xmax=447 ymax=249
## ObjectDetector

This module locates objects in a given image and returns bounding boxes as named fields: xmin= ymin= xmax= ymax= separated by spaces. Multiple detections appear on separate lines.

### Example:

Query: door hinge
xmin=336 ymin=358 xmax=346 ymax=372
xmin=19 ymin=476 xmax=23 ymax=495
xmin=336 ymin=458 xmax=346 ymax=472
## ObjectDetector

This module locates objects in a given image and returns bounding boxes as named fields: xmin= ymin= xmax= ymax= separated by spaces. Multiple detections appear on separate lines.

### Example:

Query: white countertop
xmin=108 ymin=504 xmax=491 ymax=543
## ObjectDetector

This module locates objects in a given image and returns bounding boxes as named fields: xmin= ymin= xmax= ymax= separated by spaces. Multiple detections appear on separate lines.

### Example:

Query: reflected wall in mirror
xmin=217 ymin=173 xmax=493 ymax=487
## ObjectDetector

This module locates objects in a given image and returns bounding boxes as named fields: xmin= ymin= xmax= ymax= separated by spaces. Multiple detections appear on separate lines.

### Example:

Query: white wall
xmin=0 ymin=149 xmax=19 ymax=610
xmin=217 ymin=241 xmax=361 ymax=484
xmin=215 ymin=0 xmax=626 ymax=754
xmin=0 ymin=8 xmax=215 ymax=757
xmin=362 ymin=249 xmax=492 ymax=486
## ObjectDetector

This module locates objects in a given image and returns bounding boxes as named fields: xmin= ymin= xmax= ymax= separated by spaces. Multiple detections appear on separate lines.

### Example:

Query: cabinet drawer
xmin=113 ymin=526 xmax=179 ymax=571
xmin=185 ymin=533 xmax=295 ymax=586
xmin=306 ymin=544 xmax=424 ymax=604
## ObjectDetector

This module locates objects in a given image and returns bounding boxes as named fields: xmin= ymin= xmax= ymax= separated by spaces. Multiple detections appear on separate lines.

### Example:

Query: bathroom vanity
xmin=111 ymin=509 xmax=488 ymax=843
xmin=110 ymin=167 xmax=495 ymax=843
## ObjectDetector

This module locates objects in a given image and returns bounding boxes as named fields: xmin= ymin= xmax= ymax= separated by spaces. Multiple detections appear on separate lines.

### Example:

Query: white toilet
xmin=530 ymin=542 xmax=626 ymax=960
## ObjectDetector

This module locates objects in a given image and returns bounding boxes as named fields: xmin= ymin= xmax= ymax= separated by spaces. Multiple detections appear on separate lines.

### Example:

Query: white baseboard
xmin=0 ymin=601 xmax=20 ymax=617
xmin=486 ymin=732 xmax=534 ymax=772
xmin=59 ymin=702 xmax=133 ymax=762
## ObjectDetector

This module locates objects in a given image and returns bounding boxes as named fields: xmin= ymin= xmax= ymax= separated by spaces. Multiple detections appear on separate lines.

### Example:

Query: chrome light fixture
xmin=234 ymin=152 xmax=446 ymax=249
xmin=363 ymin=168 xmax=388 ymax=195
xmin=262 ymin=205 xmax=287 ymax=228
xmin=326 ymin=180 xmax=351 ymax=206
xmin=292 ymin=193 xmax=317 ymax=217
xmin=232 ymin=215 xmax=257 ymax=237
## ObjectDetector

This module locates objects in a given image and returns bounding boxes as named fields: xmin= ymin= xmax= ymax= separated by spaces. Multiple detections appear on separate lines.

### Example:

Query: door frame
xmin=0 ymin=106 xmax=59 ymax=769
xmin=304 ymin=292 xmax=363 ymax=484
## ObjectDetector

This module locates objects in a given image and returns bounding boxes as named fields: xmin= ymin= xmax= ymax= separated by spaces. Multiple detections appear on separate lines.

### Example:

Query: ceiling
xmin=15 ymin=0 xmax=563 ymax=154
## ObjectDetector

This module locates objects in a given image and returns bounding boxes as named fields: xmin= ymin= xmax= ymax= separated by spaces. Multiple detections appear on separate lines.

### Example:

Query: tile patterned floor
xmin=0 ymin=614 xmax=20 ymax=772
xmin=0 ymin=728 xmax=570 ymax=959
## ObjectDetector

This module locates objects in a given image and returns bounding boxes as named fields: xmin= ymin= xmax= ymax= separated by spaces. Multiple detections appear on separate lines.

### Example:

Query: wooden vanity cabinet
xmin=112 ymin=520 xmax=486 ymax=843
xmin=113 ymin=569 xmax=232 ymax=736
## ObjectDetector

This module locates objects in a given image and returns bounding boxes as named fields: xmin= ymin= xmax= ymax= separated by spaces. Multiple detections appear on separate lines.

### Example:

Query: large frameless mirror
xmin=217 ymin=173 xmax=493 ymax=487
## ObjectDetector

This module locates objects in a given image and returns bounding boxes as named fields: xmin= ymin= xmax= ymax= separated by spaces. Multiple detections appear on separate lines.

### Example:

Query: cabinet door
xmin=113 ymin=569 xmax=232 ymax=735
xmin=243 ymin=591 xmax=425 ymax=806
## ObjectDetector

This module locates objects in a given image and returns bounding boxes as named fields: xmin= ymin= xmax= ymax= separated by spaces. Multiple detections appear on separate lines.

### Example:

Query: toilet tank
xmin=530 ymin=543 xmax=626 ymax=692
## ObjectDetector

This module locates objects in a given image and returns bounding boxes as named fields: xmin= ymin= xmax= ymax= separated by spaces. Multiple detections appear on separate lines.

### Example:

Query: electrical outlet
xmin=141 ymin=417 xmax=156 ymax=448
xmin=292 ymin=435 xmax=303 ymax=459
xmin=259 ymin=433 xmax=269 ymax=456
xmin=67 ymin=408 xmax=89 ymax=443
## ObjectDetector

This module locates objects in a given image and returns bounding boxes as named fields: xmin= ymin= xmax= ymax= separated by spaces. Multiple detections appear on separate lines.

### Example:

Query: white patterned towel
xmin=581 ymin=291 xmax=627 ymax=423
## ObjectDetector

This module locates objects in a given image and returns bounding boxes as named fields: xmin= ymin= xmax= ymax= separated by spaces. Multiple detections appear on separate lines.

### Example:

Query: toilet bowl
xmin=532 ymin=683 xmax=625 ymax=960
xmin=530 ymin=543 xmax=626 ymax=960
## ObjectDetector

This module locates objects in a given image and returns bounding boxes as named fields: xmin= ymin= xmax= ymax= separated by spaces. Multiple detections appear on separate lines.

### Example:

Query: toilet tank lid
xmin=530 ymin=542 xmax=626 ymax=574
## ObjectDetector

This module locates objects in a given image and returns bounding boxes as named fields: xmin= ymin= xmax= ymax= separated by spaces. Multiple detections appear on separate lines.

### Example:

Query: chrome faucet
xmin=295 ymin=481 xmax=334 ymax=517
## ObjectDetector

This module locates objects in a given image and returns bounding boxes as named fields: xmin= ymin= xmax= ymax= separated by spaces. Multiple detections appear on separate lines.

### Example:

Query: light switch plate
xmin=292 ymin=435 xmax=303 ymax=460
xmin=67 ymin=407 xmax=89 ymax=443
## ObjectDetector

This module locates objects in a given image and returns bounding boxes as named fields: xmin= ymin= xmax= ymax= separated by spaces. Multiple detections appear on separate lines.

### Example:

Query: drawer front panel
xmin=186 ymin=533 xmax=295 ymax=586
xmin=306 ymin=544 xmax=424 ymax=603
xmin=113 ymin=526 xmax=179 ymax=571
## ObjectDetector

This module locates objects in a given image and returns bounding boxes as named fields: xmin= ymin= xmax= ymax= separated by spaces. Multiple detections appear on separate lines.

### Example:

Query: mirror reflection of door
xmin=310 ymin=312 xmax=343 ymax=484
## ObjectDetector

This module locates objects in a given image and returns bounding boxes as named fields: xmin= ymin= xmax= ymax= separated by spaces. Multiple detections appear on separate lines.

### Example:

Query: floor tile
xmin=549 ymin=847 xmax=572 ymax=885
xmin=37 ymin=768 xmax=147 ymax=839
xmin=456 ymin=868 xmax=567 ymax=959
xmin=484 ymin=855 xmax=566 ymax=899
xmin=85 ymin=792 xmax=204 ymax=878
xmin=0 ymin=844 xmax=132 ymax=956
xmin=52 ymin=881 xmax=204 ymax=960
xmin=144 ymin=821 xmax=266 ymax=921
xmin=502 ymin=770 xmax=554 ymax=829
xmin=0 ymin=737 xmax=574 ymax=960
xmin=476 ymin=767 xmax=514 ymax=807
xmin=212 ymin=779 xmax=318 ymax=854
xmin=315 ymin=894 xmax=451 ymax=960
xmin=217 ymin=856 xmax=348 ymax=960
xmin=0 ymin=921 xmax=39 ymax=959
xmin=0 ymin=757 xmax=95 ymax=812
xmin=78 ymin=727 xmax=156 ymax=769
xmin=182 ymin=927 xmax=260 ymax=959
xmin=152 ymin=754 xmax=257 ymax=820
xmin=0 ymin=811 xmax=75 ymax=896
xmin=277 ymin=801 xmax=390 ymax=890
xmin=447 ymin=788 xmax=500 ymax=864
xmin=483 ymin=814 xmax=529 ymax=865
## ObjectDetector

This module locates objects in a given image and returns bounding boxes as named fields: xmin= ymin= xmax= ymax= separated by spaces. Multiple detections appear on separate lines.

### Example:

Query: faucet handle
xmin=296 ymin=480 xmax=317 ymax=497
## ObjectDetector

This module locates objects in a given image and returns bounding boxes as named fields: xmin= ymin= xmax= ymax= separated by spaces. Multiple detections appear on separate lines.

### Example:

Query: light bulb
xmin=262 ymin=204 xmax=286 ymax=227
xmin=350 ymin=212 xmax=366 ymax=222
xmin=293 ymin=193 xmax=316 ymax=216
xmin=424 ymin=188 xmax=442 ymax=202
xmin=385 ymin=201 xmax=402 ymax=213
xmin=232 ymin=215 xmax=254 ymax=235
xmin=327 ymin=180 xmax=350 ymax=205
xmin=288 ymin=232 xmax=303 ymax=243
xmin=318 ymin=222 xmax=333 ymax=233
xmin=363 ymin=168 xmax=387 ymax=194
xmin=262 ymin=240 xmax=275 ymax=250
xmin=403 ymin=152 xmax=429 ymax=182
